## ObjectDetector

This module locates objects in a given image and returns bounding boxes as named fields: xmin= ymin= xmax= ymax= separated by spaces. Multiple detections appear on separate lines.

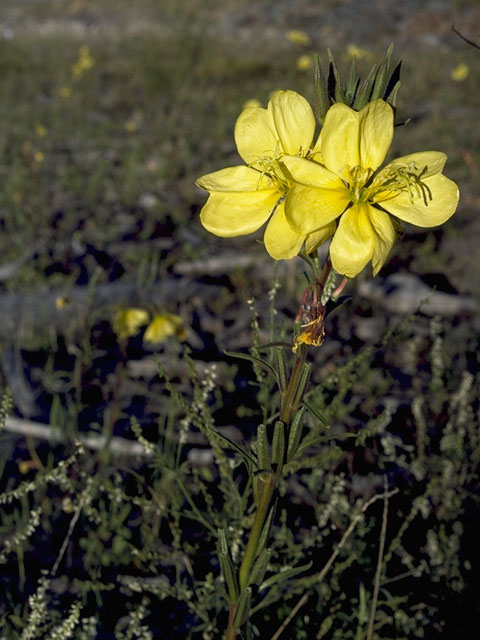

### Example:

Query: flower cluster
xmin=196 ymin=91 xmax=459 ymax=278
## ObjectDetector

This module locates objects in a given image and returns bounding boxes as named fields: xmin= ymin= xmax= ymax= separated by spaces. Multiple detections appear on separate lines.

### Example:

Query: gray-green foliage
xmin=1 ymin=310 xmax=479 ymax=638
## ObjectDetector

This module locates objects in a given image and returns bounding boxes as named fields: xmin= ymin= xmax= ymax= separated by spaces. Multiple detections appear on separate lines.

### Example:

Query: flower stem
xmin=225 ymin=344 xmax=310 ymax=640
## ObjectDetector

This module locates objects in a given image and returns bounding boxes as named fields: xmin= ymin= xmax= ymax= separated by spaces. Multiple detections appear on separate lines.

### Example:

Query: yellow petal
xmin=304 ymin=222 xmax=336 ymax=254
xmin=368 ymin=207 xmax=396 ymax=275
xmin=196 ymin=165 xmax=272 ymax=192
xmin=200 ymin=190 xmax=279 ymax=237
xmin=234 ymin=106 xmax=278 ymax=165
xmin=113 ymin=308 xmax=149 ymax=340
xmin=144 ymin=314 xmax=184 ymax=344
xmin=281 ymin=155 xmax=343 ymax=187
xmin=358 ymin=99 xmax=394 ymax=171
xmin=269 ymin=90 xmax=316 ymax=156
xmin=379 ymin=174 xmax=459 ymax=227
xmin=329 ymin=204 xmax=375 ymax=278
xmin=263 ymin=201 xmax=305 ymax=260
xmin=320 ymin=103 xmax=360 ymax=177
xmin=285 ymin=183 xmax=351 ymax=235
xmin=380 ymin=151 xmax=447 ymax=179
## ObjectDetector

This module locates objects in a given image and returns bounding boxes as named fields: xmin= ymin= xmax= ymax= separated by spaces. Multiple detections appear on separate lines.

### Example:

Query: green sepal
xmin=327 ymin=49 xmax=346 ymax=104
xmin=256 ymin=424 xmax=270 ymax=472
xmin=224 ymin=350 xmax=278 ymax=384
xmin=344 ymin=56 xmax=358 ymax=105
xmin=248 ymin=548 xmax=272 ymax=587
xmin=370 ymin=43 xmax=393 ymax=101
xmin=313 ymin=53 xmax=329 ymax=124
xmin=387 ymin=79 xmax=401 ymax=109
xmin=353 ymin=63 xmax=378 ymax=110
xmin=259 ymin=561 xmax=313 ymax=592
xmin=234 ymin=586 xmax=252 ymax=628
xmin=287 ymin=405 xmax=306 ymax=461
xmin=271 ymin=421 xmax=285 ymax=476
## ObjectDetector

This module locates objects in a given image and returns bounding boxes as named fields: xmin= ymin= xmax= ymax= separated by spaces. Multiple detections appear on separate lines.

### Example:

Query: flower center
xmin=347 ymin=162 xmax=433 ymax=206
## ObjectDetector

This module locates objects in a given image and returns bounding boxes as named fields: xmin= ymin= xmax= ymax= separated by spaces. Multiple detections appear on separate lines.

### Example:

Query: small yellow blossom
xmin=33 ymin=151 xmax=45 ymax=164
xmin=58 ymin=86 xmax=73 ymax=99
xmin=196 ymin=90 xmax=335 ymax=260
xmin=284 ymin=100 xmax=459 ymax=277
xmin=451 ymin=63 xmax=469 ymax=82
xmin=143 ymin=313 xmax=187 ymax=344
xmin=296 ymin=54 xmax=313 ymax=71
xmin=286 ymin=30 xmax=311 ymax=46
xmin=55 ymin=296 xmax=70 ymax=310
xmin=35 ymin=124 xmax=48 ymax=138
xmin=243 ymin=98 xmax=262 ymax=109
xmin=113 ymin=308 xmax=149 ymax=340
xmin=72 ymin=45 xmax=95 ymax=78
xmin=125 ymin=119 xmax=138 ymax=133
xmin=345 ymin=44 xmax=372 ymax=61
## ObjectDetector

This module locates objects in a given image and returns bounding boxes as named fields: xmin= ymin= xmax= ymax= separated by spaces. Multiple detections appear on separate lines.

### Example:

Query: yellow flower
xmin=345 ymin=45 xmax=372 ymax=61
xmin=35 ymin=124 xmax=48 ymax=138
xmin=72 ymin=45 xmax=95 ymax=78
xmin=284 ymin=99 xmax=459 ymax=277
xmin=113 ymin=308 xmax=149 ymax=340
xmin=196 ymin=90 xmax=335 ymax=260
xmin=58 ymin=86 xmax=73 ymax=99
xmin=143 ymin=313 xmax=187 ymax=344
xmin=243 ymin=98 xmax=262 ymax=109
xmin=296 ymin=55 xmax=313 ymax=71
xmin=286 ymin=30 xmax=311 ymax=46
xmin=451 ymin=63 xmax=469 ymax=82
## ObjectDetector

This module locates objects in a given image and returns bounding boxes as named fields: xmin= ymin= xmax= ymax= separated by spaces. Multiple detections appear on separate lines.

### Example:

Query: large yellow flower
xmin=284 ymin=99 xmax=460 ymax=277
xmin=196 ymin=90 xmax=335 ymax=260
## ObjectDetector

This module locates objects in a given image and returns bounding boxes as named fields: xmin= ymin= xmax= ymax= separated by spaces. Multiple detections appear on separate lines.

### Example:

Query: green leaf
xmin=211 ymin=428 xmax=257 ymax=467
xmin=259 ymin=561 xmax=313 ymax=592
xmin=302 ymin=399 xmax=329 ymax=426
xmin=224 ymin=350 xmax=279 ymax=383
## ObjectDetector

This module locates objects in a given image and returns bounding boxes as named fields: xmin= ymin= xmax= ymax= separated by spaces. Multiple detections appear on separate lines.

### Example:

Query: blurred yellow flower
xmin=72 ymin=45 xmax=95 ymax=78
xmin=35 ymin=124 xmax=48 ymax=138
xmin=243 ymin=98 xmax=262 ymax=109
xmin=144 ymin=313 xmax=187 ymax=344
xmin=286 ymin=30 xmax=311 ymax=46
xmin=58 ymin=86 xmax=73 ymax=99
xmin=196 ymin=90 xmax=335 ymax=260
xmin=451 ymin=63 xmax=469 ymax=82
xmin=113 ymin=308 xmax=149 ymax=340
xmin=284 ymin=99 xmax=459 ymax=277
xmin=296 ymin=54 xmax=313 ymax=71
xmin=125 ymin=119 xmax=138 ymax=133
xmin=345 ymin=44 xmax=372 ymax=60
xmin=55 ymin=296 xmax=70 ymax=310
xmin=33 ymin=151 xmax=45 ymax=164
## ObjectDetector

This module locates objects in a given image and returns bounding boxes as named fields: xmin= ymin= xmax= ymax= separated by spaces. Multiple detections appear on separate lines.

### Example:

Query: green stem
xmin=238 ymin=472 xmax=276 ymax=591
xmin=225 ymin=345 xmax=310 ymax=640
xmin=279 ymin=344 xmax=308 ymax=424
xmin=226 ymin=604 xmax=238 ymax=640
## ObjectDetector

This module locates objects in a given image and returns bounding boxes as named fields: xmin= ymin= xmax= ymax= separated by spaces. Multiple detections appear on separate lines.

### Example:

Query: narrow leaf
xmin=260 ymin=561 xmax=313 ymax=592
xmin=224 ymin=350 xmax=278 ymax=383
xmin=302 ymin=399 xmax=329 ymax=426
